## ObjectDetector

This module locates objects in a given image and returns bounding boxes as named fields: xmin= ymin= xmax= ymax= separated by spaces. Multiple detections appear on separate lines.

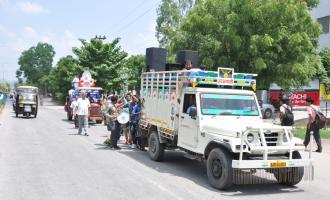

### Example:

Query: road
xmin=1 ymin=100 xmax=330 ymax=200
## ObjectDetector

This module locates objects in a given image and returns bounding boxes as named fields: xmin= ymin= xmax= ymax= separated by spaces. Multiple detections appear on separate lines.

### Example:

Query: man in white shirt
xmin=74 ymin=92 xmax=90 ymax=136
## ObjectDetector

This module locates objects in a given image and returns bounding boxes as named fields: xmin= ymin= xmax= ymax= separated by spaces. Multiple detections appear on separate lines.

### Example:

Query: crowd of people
xmin=71 ymin=91 xmax=143 ymax=151
xmin=279 ymin=95 xmax=323 ymax=153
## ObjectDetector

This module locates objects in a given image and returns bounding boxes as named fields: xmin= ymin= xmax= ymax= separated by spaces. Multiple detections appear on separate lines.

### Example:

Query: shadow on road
xmin=222 ymin=184 xmax=303 ymax=196
xmin=11 ymin=115 xmax=35 ymax=119
xmin=111 ymin=149 xmax=305 ymax=194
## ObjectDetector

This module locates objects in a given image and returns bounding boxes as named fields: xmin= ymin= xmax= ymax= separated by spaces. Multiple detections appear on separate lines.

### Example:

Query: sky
xmin=0 ymin=0 xmax=161 ymax=83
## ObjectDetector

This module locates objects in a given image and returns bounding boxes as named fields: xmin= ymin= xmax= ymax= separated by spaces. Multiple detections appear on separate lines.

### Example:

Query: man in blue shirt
xmin=130 ymin=95 xmax=142 ymax=149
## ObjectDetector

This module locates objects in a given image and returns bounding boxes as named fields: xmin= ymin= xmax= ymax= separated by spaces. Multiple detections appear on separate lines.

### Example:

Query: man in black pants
xmin=304 ymin=98 xmax=322 ymax=153
xmin=105 ymin=96 xmax=121 ymax=150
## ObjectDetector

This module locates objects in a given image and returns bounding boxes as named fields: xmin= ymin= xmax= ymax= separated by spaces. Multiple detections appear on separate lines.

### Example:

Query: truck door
xmin=178 ymin=93 xmax=199 ymax=148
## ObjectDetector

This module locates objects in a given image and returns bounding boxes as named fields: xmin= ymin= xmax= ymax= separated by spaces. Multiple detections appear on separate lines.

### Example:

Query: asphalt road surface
xmin=1 ymin=101 xmax=330 ymax=200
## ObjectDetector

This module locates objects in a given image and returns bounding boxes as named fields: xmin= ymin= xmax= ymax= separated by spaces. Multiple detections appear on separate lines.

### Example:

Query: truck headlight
xmin=283 ymin=134 xmax=288 ymax=142
xmin=19 ymin=104 xmax=24 ymax=107
xmin=247 ymin=133 xmax=255 ymax=143
xmin=32 ymin=105 xmax=36 ymax=108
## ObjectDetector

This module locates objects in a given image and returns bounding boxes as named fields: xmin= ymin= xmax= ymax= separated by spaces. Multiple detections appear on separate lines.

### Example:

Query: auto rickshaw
xmin=15 ymin=86 xmax=39 ymax=118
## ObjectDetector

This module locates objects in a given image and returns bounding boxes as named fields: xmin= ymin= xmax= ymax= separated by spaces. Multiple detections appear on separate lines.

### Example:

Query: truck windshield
xmin=200 ymin=93 xmax=259 ymax=116
xmin=20 ymin=94 xmax=36 ymax=102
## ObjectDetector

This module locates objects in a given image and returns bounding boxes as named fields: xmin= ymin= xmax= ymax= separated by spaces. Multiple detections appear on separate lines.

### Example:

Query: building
xmin=311 ymin=0 xmax=330 ymax=49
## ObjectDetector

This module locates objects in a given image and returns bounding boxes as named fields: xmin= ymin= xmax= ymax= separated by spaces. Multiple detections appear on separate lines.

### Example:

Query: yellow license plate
xmin=270 ymin=161 xmax=287 ymax=168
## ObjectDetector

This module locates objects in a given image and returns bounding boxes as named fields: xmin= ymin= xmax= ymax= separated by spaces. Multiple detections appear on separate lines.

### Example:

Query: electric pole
xmin=95 ymin=35 xmax=107 ymax=40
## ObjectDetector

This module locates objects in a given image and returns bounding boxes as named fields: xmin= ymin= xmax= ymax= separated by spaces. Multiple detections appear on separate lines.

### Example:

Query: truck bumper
xmin=89 ymin=116 xmax=102 ymax=121
xmin=232 ymin=159 xmax=312 ymax=169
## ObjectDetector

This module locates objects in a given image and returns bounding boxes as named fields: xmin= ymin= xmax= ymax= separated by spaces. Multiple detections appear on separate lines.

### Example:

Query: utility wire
xmin=104 ymin=0 xmax=148 ymax=33
xmin=111 ymin=1 xmax=160 ymax=36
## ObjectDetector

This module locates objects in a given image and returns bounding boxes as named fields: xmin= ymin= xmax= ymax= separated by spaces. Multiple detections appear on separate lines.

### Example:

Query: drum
xmin=117 ymin=112 xmax=130 ymax=124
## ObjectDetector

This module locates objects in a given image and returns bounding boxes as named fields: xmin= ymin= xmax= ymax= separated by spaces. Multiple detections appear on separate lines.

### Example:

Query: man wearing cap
xmin=74 ymin=92 xmax=90 ymax=136
xmin=304 ymin=98 xmax=322 ymax=153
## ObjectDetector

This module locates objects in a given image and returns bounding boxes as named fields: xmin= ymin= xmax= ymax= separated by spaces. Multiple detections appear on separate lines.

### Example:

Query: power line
xmin=104 ymin=0 xmax=148 ymax=34
xmin=111 ymin=1 xmax=160 ymax=36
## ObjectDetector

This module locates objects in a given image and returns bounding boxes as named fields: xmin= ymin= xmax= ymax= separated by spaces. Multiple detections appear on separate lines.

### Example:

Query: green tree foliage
xmin=120 ymin=55 xmax=145 ymax=91
xmin=16 ymin=42 xmax=55 ymax=88
xmin=156 ymin=0 xmax=194 ymax=48
xmin=72 ymin=38 xmax=127 ymax=91
xmin=0 ymin=82 xmax=10 ymax=92
xmin=319 ymin=48 xmax=330 ymax=86
xmin=47 ymin=56 xmax=82 ymax=101
xmin=170 ymin=0 xmax=322 ymax=89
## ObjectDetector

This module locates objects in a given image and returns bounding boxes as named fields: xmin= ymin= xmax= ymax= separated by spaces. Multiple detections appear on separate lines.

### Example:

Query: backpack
xmin=282 ymin=106 xmax=294 ymax=126
xmin=311 ymin=106 xmax=327 ymax=129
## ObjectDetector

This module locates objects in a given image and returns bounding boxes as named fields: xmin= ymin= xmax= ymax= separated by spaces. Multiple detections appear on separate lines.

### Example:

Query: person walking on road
xmin=279 ymin=95 xmax=294 ymax=126
xmin=304 ymin=98 xmax=322 ymax=153
xmin=131 ymin=95 xmax=142 ymax=150
xmin=70 ymin=95 xmax=79 ymax=120
xmin=74 ymin=92 xmax=90 ymax=136
xmin=105 ymin=95 xmax=121 ymax=150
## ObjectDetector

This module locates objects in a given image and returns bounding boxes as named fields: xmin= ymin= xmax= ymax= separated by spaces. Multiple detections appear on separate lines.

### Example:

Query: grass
xmin=294 ymin=127 xmax=330 ymax=139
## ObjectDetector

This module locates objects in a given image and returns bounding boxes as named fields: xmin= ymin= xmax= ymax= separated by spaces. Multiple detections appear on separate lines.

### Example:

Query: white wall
xmin=311 ymin=0 xmax=330 ymax=49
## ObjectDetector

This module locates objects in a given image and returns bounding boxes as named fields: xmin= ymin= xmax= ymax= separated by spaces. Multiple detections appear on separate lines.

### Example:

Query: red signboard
xmin=270 ymin=91 xmax=320 ymax=107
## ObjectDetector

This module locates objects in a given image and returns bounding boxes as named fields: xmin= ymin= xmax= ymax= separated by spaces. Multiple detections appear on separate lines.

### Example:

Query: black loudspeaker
xmin=146 ymin=47 xmax=167 ymax=72
xmin=165 ymin=63 xmax=184 ymax=71
xmin=176 ymin=50 xmax=199 ymax=68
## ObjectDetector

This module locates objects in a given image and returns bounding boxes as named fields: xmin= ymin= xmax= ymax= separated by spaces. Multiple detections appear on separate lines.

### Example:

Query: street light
xmin=95 ymin=35 xmax=107 ymax=40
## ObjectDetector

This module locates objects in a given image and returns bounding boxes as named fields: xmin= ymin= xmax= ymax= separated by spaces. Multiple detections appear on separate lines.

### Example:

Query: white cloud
xmin=17 ymin=2 xmax=48 ymax=14
xmin=0 ymin=25 xmax=16 ymax=38
xmin=23 ymin=26 xmax=37 ymax=38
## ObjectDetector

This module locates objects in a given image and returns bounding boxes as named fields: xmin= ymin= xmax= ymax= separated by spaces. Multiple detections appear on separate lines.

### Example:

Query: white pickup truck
xmin=139 ymin=68 xmax=312 ymax=189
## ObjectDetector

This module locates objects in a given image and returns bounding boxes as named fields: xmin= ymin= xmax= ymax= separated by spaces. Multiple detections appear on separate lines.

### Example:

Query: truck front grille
xmin=90 ymin=107 xmax=100 ymax=116
xmin=264 ymin=132 xmax=278 ymax=146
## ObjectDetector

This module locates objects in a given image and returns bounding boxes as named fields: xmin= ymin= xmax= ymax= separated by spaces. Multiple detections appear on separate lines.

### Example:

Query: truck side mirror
xmin=258 ymin=100 xmax=263 ymax=107
xmin=189 ymin=107 xmax=197 ymax=119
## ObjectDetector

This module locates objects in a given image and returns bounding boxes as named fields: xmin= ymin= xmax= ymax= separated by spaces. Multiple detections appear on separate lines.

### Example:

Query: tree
xmin=0 ymin=82 xmax=10 ymax=92
xmin=319 ymin=48 xmax=330 ymax=86
xmin=72 ymin=38 xmax=127 ymax=92
xmin=156 ymin=0 xmax=194 ymax=48
xmin=170 ymin=0 xmax=323 ymax=89
xmin=47 ymin=56 xmax=82 ymax=101
xmin=16 ymin=42 xmax=55 ymax=91
xmin=120 ymin=55 xmax=145 ymax=91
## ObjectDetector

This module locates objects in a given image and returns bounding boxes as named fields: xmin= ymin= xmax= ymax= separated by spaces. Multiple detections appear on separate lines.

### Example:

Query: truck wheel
xmin=67 ymin=112 xmax=72 ymax=121
xmin=16 ymin=112 xmax=18 ymax=118
xmin=34 ymin=113 xmax=37 ymax=118
xmin=206 ymin=148 xmax=233 ymax=190
xmin=96 ymin=120 xmax=103 ymax=124
xmin=264 ymin=109 xmax=272 ymax=119
xmin=273 ymin=151 xmax=304 ymax=186
xmin=148 ymin=131 xmax=165 ymax=161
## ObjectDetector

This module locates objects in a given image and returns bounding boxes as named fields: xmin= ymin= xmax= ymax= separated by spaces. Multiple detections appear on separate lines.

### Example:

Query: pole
xmin=326 ymin=101 xmax=328 ymax=117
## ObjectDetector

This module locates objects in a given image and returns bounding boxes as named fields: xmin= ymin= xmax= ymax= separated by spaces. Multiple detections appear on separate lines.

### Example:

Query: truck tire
xmin=273 ymin=151 xmax=304 ymax=186
xmin=67 ymin=112 xmax=72 ymax=121
xmin=148 ymin=131 xmax=165 ymax=161
xmin=96 ymin=120 xmax=103 ymax=124
xmin=206 ymin=148 xmax=233 ymax=190
xmin=264 ymin=109 xmax=272 ymax=119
